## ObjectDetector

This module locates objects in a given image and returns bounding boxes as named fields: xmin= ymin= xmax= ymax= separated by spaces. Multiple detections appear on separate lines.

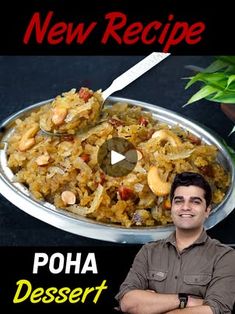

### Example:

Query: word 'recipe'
xmin=23 ymin=11 xmax=206 ymax=52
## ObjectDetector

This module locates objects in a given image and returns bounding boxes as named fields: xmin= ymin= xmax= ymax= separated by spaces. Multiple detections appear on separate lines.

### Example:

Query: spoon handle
xmin=101 ymin=52 xmax=170 ymax=101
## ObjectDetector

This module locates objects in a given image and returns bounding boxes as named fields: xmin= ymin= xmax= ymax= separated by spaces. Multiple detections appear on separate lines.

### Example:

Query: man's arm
xmin=120 ymin=290 xmax=181 ymax=314
xmin=202 ymin=248 xmax=235 ymax=314
xmin=167 ymin=248 xmax=235 ymax=314
xmin=115 ymin=245 xmax=150 ymax=303
xmin=164 ymin=305 xmax=213 ymax=314
xmin=120 ymin=291 xmax=207 ymax=314
xmin=119 ymin=292 xmax=214 ymax=314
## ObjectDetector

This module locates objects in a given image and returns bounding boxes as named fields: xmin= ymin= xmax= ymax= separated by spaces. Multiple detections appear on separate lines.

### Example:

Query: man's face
xmin=171 ymin=185 xmax=211 ymax=231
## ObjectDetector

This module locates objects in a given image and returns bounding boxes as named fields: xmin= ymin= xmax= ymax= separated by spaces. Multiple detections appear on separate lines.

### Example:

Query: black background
xmin=0 ymin=0 xmax=235 ymax=313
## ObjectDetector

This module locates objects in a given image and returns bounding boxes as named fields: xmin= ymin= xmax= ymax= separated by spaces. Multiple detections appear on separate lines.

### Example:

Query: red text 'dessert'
xmin=23 ymin=11 xmax=206 ymax=52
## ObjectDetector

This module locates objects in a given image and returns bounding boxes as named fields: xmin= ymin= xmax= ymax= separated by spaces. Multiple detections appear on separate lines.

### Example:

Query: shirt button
xmin=175 ymin=275 xmax=178 ymax=279
xmin=178 ymin=256 xmax=180 ymax=260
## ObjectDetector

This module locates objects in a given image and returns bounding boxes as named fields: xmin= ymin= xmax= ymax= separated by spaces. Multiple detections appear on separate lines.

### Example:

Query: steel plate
xmin=0 ymin=97 xmax=234 ymax=244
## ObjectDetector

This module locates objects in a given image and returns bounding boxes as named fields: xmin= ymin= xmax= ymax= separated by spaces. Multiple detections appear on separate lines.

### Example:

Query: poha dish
xmin=7 ymin=88 xmax=230 ymax=227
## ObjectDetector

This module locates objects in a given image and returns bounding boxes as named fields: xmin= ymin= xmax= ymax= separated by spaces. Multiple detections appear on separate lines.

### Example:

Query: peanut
xmin=61 ymin=191 xmax=76 ymax=205
xmin=18 ymin=125 xmax=39 ymax=152
xmin=52 ymin=107 xmax=68 ymax=125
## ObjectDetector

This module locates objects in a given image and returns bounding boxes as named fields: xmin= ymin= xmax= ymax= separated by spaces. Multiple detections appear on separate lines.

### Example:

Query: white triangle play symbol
xmin=111 ymin=150 xmax=126 ymax=165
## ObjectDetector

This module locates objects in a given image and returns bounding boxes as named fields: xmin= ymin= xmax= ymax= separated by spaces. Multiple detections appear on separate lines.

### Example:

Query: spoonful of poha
xmin=39 ymin=52 xmax=170 ymax=136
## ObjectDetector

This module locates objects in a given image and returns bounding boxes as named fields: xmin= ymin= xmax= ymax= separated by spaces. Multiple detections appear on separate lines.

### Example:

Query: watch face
xmin=179 ymin=294 xmax=188 ymax=309
xmin=180 ymin=300 xmax=185 ymax=309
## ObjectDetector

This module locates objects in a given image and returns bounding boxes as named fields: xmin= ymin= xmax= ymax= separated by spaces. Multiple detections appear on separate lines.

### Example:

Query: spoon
xmin=40 ymin=52 xmax=170 ymax=136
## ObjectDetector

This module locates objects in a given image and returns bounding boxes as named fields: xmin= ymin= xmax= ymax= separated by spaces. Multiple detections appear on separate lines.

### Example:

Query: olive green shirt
xmin=116 ymin=230 xmax=235 ymax=313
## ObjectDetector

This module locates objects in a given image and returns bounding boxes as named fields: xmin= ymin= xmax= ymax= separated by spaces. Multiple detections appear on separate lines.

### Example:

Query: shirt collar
xmin=165 ymin=228 xmax=208 ymax=247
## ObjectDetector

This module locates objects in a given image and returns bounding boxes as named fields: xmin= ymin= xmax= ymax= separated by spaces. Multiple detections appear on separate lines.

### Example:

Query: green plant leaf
xmin=205 ymin=59 xmax=229 ymax=73
xmin=225 ymin=64 xmax=235 ymax=74
xmin=184 ymin=85 xmax=217 ymax=106
xmin=184 ymin=73 xmax=203 ymax=89
xmin=207 ymin=91 xmax=235 ymax=103
xmin=184 ymin=56 xmax=235 ymax=107
xmin=215 ymin=57 xmax=235 ymax=74
xmin=227 ymin=75 xmax=235 ymax=88
xmin=217 ymin=56 xmax=235 ymax=66
xmin=185 ymin=72 xmax=228 ymax=90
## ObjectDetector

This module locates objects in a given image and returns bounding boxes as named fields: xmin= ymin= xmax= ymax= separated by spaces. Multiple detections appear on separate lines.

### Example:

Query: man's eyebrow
xmin=190 ymin=197 xmax=203 ymax=202
xmin=173 ymin=196 xmax=184 ymax=200
xmin=173 ymin=196 xmax=203 ymax=202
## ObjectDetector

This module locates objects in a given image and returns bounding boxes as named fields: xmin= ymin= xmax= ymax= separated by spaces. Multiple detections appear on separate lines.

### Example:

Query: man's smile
xmin=178 ymin=214 xmax=195 ymax=218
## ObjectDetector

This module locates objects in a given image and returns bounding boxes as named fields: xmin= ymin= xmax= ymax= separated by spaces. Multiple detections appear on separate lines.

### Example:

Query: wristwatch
xmin=178 ymin=293 xmax=188 ymax=309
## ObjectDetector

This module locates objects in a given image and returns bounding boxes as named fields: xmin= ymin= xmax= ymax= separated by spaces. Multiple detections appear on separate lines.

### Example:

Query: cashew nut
xmin=147 ymin=166 xmax=171 ymax=196
xmin=52 ymin=107 xmax=68 ymax=125
xmin=18 ymin=125 xmax=39 ymax=152
xmin=19 ymin=138 xmax=35 ymax=152
xmin=151 ymin=129 xmax=181 ymax=146
xmin=36 ymin=152 xmax=50 ymax=166
xmin=136 ymin=149 xmax=143 ymax=161
xmin=61 ymin=191 xmax=76 ymax=205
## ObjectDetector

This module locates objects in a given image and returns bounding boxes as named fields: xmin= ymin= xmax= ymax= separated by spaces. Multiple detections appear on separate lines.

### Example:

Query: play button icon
xmin=111 ymin=150 xmax=126 ymax=165
xmin=97 ymin=137 xmax=138 ymax=177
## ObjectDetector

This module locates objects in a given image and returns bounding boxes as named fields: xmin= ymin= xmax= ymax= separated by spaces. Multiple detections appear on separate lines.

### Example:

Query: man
xmin=115 ymin=172 xmax=235 ymax=314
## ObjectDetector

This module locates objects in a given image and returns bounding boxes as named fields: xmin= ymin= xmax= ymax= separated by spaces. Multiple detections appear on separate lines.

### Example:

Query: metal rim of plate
xmin=0 ymin=96 xmax=234 ymax=244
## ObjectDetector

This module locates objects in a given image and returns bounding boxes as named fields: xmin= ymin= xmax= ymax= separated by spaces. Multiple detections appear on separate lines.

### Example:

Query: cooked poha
xmin=7 ymin=88 xmax=230 ymax=227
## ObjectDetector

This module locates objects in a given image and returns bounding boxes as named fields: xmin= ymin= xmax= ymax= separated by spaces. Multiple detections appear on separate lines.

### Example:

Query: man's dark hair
xmin=170 ymin=172 xmax=212 ymax=207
